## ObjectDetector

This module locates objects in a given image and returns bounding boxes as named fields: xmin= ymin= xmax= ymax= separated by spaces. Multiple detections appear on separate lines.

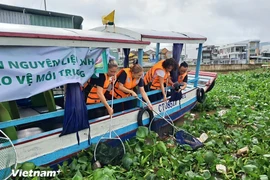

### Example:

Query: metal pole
xmin=137 ymin=48 xmax=143 ymax=107
xmin=194 ymin=43 xmax=202 ymax=87
xmin=44 ymin=0 xmax=47 ymax=11
xmin=155 ymin=43 xmax=160 ymax=61
xmin=185 ymin=43 xmax=186 ymax=61
xmin=138 ymin=49 xmax=143 ymax=66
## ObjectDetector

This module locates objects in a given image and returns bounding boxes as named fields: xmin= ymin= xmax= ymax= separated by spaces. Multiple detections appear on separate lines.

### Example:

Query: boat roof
xmin=0 ymin=23 xmax=150 ymax=48
xmin=91 ymin=26 xmax=207 ymax=44
xmin=0 ymin=3 xmax=83 ymax=29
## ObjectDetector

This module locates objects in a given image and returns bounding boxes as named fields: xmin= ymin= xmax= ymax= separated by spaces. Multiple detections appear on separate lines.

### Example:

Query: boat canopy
xmin=91 ymin=26 xmax=207 ymax=44
xmin=0 ymin=23 xmax=150 ymax=48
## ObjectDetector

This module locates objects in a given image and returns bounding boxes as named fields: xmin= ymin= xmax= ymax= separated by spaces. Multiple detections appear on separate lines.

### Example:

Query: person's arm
xmin=138 ymin=78 xmax=153 ymax=109
xmin=158 ymin=76 xmax=167 ymax=101
xmin=180 ymin=75 xmax=188 ymax=90
xmin=139 ymin=86 xmax=153 ymax=110
xmin=156 ymin=70 xmax=167 ymax=101
xmin=168 ymin=76 xmax=174 ymax=86
xmin=118 ymin=83 xmax=137 ymax=97
xmin=118 ymin=71 xmax=137 ymax=97
xmin=94 ymin=74 xmax=113 ymax=116
xmin=96 ymin=86 xmax=113 ymax=116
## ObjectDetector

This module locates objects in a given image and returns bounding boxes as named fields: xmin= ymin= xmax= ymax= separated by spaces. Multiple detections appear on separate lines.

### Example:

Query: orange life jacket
xmin=143 ymin=60 xmax=170 ymax=89
xmin=178 ymin=72 xmax=187 ymax=83
xmin=83 ymin=74 xmax=111 ymax=104
xmin=112 ymin=68 xmax=139 ymax=98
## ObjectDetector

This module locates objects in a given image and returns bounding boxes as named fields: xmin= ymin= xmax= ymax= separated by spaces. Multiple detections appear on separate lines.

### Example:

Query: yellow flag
xmin=102 ymin=10 xmax=115 ymax=25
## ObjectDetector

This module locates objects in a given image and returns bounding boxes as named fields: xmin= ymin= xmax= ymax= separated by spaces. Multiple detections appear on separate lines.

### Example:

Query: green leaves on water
xmin=32 ymin=70 xmax=270 ymax=180
xmin=136 ymin=126 xmax=149 ymax=141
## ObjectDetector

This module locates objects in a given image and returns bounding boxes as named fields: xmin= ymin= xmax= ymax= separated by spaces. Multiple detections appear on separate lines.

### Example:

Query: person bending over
xmin=83 ymin=60 xmax=118 ymax=118
xmin=111 ymin=63 xmax=153 ymax=111
xmin=143 ymin=58 xmax=177 ymax=102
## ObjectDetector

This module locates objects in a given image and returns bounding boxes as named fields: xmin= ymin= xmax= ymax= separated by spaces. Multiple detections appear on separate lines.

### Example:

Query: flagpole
xmin=44 ymin=0 xmax=47 ymax=11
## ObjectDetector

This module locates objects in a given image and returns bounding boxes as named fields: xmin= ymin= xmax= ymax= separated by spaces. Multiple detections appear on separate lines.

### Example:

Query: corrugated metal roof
xmin=30 ymin=14 xmax=73 ymax=28
xmin=0 ymin=9 xmax=30 ymax=24
xmin=0 ymin=3 xmax=83 ymax=29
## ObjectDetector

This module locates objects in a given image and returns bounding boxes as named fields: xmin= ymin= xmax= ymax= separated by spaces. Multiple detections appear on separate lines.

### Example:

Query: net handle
xmin=0 ymin=130 xmax=18 ymax=180
xmin=109 ymin=76 xmax=115 ymax=137
xmin=163 ymin=78 xmax=169 ymax=117
xmin=136 ymin=97 xmax=176 ymax=128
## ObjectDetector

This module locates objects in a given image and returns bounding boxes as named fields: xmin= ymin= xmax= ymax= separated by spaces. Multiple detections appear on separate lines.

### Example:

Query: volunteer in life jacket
xmin=169 ymin=61 xmax=188 ymax=92
xmin=176 ymin=61 xmax=188 ymax=91
xmin=82 ymin=60 xmax=118 ymax=119
xmin=143 ymin=58 xmax=177 ymax=102
xmin=111 ymin=63 xmax=153 ymax=111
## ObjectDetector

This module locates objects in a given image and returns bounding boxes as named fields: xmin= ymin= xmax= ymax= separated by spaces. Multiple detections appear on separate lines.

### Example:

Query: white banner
xmin=0 ymin=46 xmax=104 ymax=102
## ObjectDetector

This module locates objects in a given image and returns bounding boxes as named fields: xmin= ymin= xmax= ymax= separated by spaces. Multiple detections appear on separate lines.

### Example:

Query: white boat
xmin=0 ymin=22 xmax=216 ymax=169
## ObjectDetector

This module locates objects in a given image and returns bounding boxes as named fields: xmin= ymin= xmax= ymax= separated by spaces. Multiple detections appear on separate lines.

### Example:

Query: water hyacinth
xmin=19 ymin=69 xmax=270 ymax=180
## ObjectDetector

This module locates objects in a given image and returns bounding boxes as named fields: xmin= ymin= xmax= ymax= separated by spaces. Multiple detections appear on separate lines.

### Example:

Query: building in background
xmin=194 ymin=40 xmax=270 ymax=65
xmin=257 ymin=42 xmax=270 ymax=63
xmin=199 ymin=45 xmax=219 ymax=64
xmin=159 ymin=48 xmax=172 ymax=60
xmin=145 ymin=49 xmax=156 ymax=62
xmin=0 ymin=3 xmax=83 ymax=29
xmin=218 ymin=40 xmax=260 ymax=64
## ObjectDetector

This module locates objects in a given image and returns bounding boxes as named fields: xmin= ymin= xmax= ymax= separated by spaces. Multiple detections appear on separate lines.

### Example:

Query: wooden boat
xmin=0 ymin=22 xmax=217 ymax=168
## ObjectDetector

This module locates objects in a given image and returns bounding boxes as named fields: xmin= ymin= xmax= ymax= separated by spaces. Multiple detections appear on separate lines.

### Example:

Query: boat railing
xmin=0 ymin=88 xmax=165 ymax=141
xmin=0 ymin=74 xmax=206 ymax=138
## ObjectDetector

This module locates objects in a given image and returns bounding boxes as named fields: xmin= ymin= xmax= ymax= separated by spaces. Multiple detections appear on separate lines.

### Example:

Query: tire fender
xmin=137 ymin=107 xmax=154 ymax=127
xmin=206 ymin=80 xmax=216 ymax=92
xmin=196 ymin=88 xmax=206 ymax=103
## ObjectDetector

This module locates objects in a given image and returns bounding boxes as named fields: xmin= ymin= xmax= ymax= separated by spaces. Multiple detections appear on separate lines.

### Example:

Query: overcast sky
xmin=0 ymin=0 xmax=269 ymax=58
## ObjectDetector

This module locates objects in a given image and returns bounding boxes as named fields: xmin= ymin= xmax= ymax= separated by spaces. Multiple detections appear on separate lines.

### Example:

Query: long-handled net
xmin=93 ymin=80 xmax=126 ymax=166
xmin=0 ymin=130 xmax=17 ymax=180
xmin=150 ymin=80 xmax=175 ymax=137
xmin=136 ymin=97 xmax=203 ymax=150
